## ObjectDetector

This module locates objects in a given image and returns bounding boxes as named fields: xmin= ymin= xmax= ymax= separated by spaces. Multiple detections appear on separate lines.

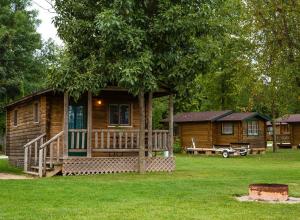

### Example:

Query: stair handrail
xmin=39 ymin=131 xmax=64 ymax=150
xmin=23 ymin=133 xmax=46 ymax=173
xmin=24 ymin=134 xmax=46 ymax=148
xmin=38 ymin=131 xmax=64 ymax=177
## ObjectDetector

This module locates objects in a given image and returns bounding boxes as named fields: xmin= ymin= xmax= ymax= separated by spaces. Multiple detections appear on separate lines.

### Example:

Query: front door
xmin=68 ymin=97 xmax=87 ymax=156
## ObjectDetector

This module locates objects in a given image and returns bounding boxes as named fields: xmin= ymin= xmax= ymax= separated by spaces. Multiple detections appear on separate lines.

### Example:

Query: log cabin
xmin=172 ymin=111 xmax=268 ymax=153
xmin=5 ymin=87 xmax=175 ymax=177
xmin=272 ymin=114 xmax=300 ymax=149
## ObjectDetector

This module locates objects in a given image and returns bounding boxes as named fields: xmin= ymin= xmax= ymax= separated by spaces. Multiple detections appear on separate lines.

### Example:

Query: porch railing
xmin=24 ymin=134 xmax=46 ymax=173
xmin=68 ymin=129 xmax=87 ymax=152
xmin=23 ymin=131 xmax=63 ymax=177
xmin=38 ymin=131 xmax=64 ymax=177
xmin=92 ymin=129 xmax=169 ymax=152
xmin=276 ymin=134 xmax=291 ymax=144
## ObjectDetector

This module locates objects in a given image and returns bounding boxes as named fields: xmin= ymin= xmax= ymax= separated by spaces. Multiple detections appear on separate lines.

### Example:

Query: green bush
xmin=173 ymin=137 xmax=182 ymax=153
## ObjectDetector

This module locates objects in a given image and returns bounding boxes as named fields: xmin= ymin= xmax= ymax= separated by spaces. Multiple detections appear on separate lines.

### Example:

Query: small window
xmin=13 ymin=110 xmax=18 ymax=126
xmin=248 ymin=120 xmax=259 ymax=136
xmin=281 ymin=124 xmax=289 ymax=133
xmin=33 ymin=102 xmax=39 ymax=123
xmin=267 ymin=126 xmax=273 ymax=135
xmin=109 ymin=104 xmax=131 ymax=126
xmin=222 ymin=122 xmax=233 ymax=135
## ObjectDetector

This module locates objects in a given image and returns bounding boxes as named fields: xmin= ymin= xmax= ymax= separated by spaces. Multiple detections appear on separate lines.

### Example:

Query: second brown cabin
xmin=173 ymin=111 xmax=268 ymax=153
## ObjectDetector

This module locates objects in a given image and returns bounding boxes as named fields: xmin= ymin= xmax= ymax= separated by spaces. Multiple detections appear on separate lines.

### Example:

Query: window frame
xmin=247 ymin=120 xmax=259 ymax=136
xmin=221 ymin=122 xmax=234 ymax=135
xmin=33 ymin=101 xmax=40 ymax=124
xmin=108 ymin=103 xmax=132 ymax=127
xmin=13 ymin=109 xmax=18 ymax=127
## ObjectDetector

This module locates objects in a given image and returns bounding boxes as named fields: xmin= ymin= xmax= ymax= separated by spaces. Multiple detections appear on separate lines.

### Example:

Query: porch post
xmin=63 ymin=92 xmax=69 ymax=158
xmin=138 ymin=90 xmax=146 ymax=173
xmin=87 ymin=91 xmax=92 ymax=158
xmin=168 ymin=94 xmax=174 ymax=157
xmin=147 ymin=92 xmax=153 ymax=157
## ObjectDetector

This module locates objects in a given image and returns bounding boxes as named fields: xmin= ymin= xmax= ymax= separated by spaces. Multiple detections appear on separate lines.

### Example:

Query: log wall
xmin=241 ymin=120 xmax=267 ymax=148
xmin=91 ymin=91 xmax=141 ymax=157
xmin=179 ymin=122 xmax=212 ymax=149
xmin=291 ymin=123 xmax=300 ymax=147
xmin=213 ymin=122 xmax=240 ymax=146
xmin=6 ymin=96 xmax=47 ymax=167
xmin=178 ymin=118 xmax=267 ymax=150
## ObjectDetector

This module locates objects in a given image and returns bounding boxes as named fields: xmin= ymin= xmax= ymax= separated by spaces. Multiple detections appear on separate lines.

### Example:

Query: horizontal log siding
xmin=179 ymin=122 xmax=211 ymax=149
xmin=48 ymin=94 xmax=64 ymax=158
xmin=91 ymin=91 xmax=141 ymax=157
xmin=291 ymin=123 xmax=300 ymax=146
xmin=214 ymin=122 xmax=240 ymax=146
xmin=6 ymin=96 xmax=47 ymax=167
xmin=241 ymin=120 xmax=267 ymax=148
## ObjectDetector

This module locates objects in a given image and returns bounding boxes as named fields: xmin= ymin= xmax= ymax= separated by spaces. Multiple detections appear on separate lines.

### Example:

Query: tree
xmin=0 ymin=0 xmax=48 ymax=134
xmin=0 ymin=1 xmax=59 ymax=135
xmin=173 ymin=0 xmax=254 ymax=113
xmin=245 ymin=0 xmax=300 ymax=152
xmin=51 ymin=0 xmax=238 ymax=98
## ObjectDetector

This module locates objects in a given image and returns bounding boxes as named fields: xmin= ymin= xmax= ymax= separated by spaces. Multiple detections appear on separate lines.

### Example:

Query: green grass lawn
xmin=0 ymin=150 xmax=300 ymax=220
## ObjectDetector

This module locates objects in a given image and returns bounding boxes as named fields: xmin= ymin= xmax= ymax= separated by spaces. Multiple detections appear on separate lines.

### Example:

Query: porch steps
xmin=45 ymin=165 xmax=63 ymax=177
xmin=31 ymin=166 xmax=53 ymax=171
xmin=24 ymin=171 xmax=39 ymax=176
xmin=24 ymin=163 xmax=63 ymax=178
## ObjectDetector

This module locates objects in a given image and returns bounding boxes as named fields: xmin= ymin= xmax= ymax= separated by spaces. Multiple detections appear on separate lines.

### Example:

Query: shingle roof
xmin=217 ymin=112 xmax=269 ymax=122
xmin=277 ymin=114 xmax=300 ymax=123
xmin=171 ymin=110 xmax=232 ymax=123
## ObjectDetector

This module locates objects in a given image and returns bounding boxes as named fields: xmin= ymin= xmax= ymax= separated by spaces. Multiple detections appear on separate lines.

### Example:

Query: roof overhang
xmin=5 ymin=86 xmax=172 ymax=109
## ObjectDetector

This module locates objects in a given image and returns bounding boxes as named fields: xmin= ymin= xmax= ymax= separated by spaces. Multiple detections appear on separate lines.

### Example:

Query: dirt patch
xmin=0 ymin=173 xmax=32 ymax=180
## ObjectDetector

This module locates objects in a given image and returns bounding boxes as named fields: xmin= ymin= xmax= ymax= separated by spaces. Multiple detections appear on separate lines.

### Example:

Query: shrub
xmin=173 ymin=137 xmax=182 ymax=154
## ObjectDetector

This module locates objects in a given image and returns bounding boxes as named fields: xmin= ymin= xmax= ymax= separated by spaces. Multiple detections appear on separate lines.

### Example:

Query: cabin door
xmin=68 ymin=97 xmax=87 ymax=156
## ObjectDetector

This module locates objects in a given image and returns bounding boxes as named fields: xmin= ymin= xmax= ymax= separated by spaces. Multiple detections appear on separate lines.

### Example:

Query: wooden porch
xmin=23 ymin=90 xmax=175 ymax=177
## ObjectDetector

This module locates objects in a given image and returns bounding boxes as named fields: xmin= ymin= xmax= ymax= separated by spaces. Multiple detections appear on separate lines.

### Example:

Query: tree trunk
xmin=272 ymin=119 xmax=277 ymax=153
xmin=138 ymin=90 xmax=146 ymax=173
xmin=168 ymin=94 xmax=174 ymax=156
xmin=87 ymin=91 xmax=92 ymax=158
xmin=147 ymin=92 xmax=153 ymax=157
xmin=63 ymin=92 xmax=69 ymax=158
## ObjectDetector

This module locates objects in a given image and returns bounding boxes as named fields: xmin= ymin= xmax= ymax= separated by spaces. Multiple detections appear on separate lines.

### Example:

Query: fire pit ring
xmin=249 ymin=184 xmax=288 ymax=201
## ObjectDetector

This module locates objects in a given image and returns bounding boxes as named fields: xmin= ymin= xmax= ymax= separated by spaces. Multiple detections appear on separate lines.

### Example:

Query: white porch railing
xmin=23 ymin=131 xmax=64 ymax=177
xmin=38 ymin=131 xmax=64 ymax=177
xmin=92 ymin=129 xmax=169 ymax=152
xmin=68 ymin=129 xmax=87 ymax=152
xmin=24 ymin=134 xmax=46 ymax=173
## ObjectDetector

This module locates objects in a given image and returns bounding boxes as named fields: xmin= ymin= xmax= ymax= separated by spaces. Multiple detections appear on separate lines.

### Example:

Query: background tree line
xmin=1 ymin=0 xmax=300 ymax=136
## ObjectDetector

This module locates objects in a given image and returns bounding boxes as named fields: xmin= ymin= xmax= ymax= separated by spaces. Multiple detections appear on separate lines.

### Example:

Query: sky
xmin=29 ymin=0 xmax=63 ymax=45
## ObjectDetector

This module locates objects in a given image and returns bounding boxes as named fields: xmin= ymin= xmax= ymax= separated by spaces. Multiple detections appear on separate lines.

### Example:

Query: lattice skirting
xmin=145 ymin=157 xmax=175 ymax=172
xmin=62 ymin=157 xmax=175 ymax=176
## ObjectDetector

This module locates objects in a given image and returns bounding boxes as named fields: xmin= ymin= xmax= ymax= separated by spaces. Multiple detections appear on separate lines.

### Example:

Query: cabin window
xmin=33 ymin=102 xmax=39 ymax=123
xmin=267 ymin=126 xmax=273 ymax=135
xmin=247 ymin=120 xmax=259 ymax=136
xmin=109 ymin=104 xmax=131 ymax=126
xmin=13 ymin=110 xmax=18 ymax=126
xmin=222 ymin=122 xmax=233 ymax=135
xmin=281 ymin=124 xmax=289 ymax=133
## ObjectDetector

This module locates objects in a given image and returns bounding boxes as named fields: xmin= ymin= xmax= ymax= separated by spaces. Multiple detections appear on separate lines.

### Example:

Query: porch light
xmin=97 ymin=100 xmax=102 ymax=105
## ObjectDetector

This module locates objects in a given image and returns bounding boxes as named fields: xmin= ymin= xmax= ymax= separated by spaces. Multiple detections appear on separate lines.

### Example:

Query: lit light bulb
xmin=97 ymin=100 xmax=102 ymax=105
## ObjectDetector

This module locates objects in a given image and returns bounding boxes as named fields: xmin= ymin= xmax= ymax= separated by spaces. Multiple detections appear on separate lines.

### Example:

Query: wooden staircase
xmin=25 ymin=160 xmax=63 ymax=177
xmin=23 ymin=131 xmax=64 ymax=177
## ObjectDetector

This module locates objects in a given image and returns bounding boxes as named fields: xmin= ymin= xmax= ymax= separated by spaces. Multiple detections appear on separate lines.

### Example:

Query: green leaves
xmin=52 ymin=0 xmax=233 ymax=97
